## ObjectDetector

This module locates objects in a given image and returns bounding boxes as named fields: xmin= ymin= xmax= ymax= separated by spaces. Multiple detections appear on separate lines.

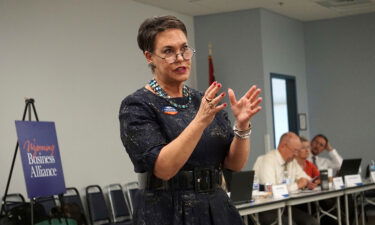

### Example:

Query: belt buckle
xmin=194 ymin=167 xmax=213 ymax=192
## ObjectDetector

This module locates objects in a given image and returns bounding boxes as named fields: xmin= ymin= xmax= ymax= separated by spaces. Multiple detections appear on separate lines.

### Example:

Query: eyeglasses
xmin=286 ymin=143 xmax=300 ymax=154
xmin=312 ymin=140 xmax=326 ymax=147
xmin=152 ymin=46 xmax=196 ymax=64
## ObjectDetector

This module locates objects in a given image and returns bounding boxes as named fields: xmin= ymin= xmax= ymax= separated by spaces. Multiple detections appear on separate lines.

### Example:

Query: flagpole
xmin=208 ymin=42 xmax=215 ymax=85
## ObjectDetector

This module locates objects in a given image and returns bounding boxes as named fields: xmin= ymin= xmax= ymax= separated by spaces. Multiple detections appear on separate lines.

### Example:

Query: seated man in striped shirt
xmin=309 ymin=134 xmax=343 ymax=175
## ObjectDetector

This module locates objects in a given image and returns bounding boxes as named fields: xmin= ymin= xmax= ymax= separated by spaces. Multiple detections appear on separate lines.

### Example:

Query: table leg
xmin=288 ymin=205 xmax=292 ymax=225
xmin=315 ymin=201 xmax=321 ymax=222
xmin=345 ymin=194 xmax=349 ymax=225
xmin=361 ymin=192 xmax=365 ymax=225
xmin=355 ymin=194 xmax=359 ymax=225
xmin=243 ymin=215 xmax=249 ymax=225
xmin=337 ymin=196 xmax=342 ymax=225
xmin=255 ymin=213 xmax=260 ymax=225
xmin=278 ymin=208 xmax=282 ymax=225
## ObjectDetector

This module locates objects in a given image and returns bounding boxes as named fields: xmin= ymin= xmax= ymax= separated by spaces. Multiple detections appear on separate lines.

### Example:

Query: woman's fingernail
xmin=223 ymin=103 xmax=227 ymax=107
xmin=221 ymin=93 xmax=225 ymax=97
xmin=212 ymin=81 xmax=217 ymax=85
xmin=217 ymin=83 xmax=222 ymax=88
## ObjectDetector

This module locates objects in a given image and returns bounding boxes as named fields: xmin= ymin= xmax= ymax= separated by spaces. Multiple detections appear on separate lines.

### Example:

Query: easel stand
xmin=0 ymin=98 xmax=39 ymax=224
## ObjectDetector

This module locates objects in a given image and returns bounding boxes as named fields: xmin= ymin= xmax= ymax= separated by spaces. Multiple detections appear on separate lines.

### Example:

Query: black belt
xmin=138 ymin=167 xmax=222 ymax=192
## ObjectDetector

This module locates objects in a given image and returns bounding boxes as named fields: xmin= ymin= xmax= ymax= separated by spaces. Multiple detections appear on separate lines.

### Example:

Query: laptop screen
xmin=336 ymin=158 xmax=362 ymax=177
xmin=227 ymin=170 xmax=254 ymax=204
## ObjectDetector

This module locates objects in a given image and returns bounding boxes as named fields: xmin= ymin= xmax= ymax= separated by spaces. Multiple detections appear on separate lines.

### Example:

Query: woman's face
xmin=146 ymin=28 xmax=191 ymax=85
xmin=298 ymin=141 xmax=311 ymax=160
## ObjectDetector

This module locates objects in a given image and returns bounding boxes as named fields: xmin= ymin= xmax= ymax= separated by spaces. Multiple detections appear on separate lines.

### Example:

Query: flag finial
xmin=208 ymin=42 xmax=213 ymax=56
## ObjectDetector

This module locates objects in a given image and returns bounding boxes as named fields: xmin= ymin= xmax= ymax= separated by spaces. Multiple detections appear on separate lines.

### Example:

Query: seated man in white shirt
xmin=310 ymin=134 xmax=345 ymax=225
xmin=310 ymin=134 xmax=343 ymax=174
xmin=255 ymin=132 xmax=318 ymax=225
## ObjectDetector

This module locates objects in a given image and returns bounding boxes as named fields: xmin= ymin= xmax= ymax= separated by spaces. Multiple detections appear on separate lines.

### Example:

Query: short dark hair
xmin=137 ymin=15 xmax=187 ymax=53
xmin=312 ymin=134 xmax=329 ymax=145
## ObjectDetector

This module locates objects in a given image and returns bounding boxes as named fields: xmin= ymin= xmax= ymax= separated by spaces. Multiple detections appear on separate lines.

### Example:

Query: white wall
xmin=194 ymin=9 xmax=267 ymax=170
xmin=260 ymin=9 xmax=310 ymax=148
xmin=0 ymin=0 xmax=196 ymax=197
xmin=305 ymin=12 xmax=375 ymax=172
xmin=194 ymin=9 xmax=310 ymax=167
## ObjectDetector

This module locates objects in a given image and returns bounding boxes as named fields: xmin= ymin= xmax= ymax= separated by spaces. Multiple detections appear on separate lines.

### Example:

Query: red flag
xmin=208 ymin=54 xmax=215 ymax=85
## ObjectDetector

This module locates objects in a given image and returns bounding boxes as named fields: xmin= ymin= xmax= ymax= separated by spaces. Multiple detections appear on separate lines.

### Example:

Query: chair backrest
xmin=85 ymin=185 xmax=111 ymax=224
xmin=35 ymin=196 xmax=57 ymax=216
xmin=61 ymin=187 xmax=85 ymax=213
xmin=108 ymin=184 xmax=131 ymax=222
xmin=123 ymin=181 xmax=139 ymax=215
xmin=60 ymin=187 xmax=88 ymax=225
xmin=2 ymin=193 xmax=26 ymax=212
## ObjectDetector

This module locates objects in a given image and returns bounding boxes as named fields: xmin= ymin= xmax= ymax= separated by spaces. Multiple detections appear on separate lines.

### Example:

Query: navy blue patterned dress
xmin=119 ymin=87 xmax=244 ymax=225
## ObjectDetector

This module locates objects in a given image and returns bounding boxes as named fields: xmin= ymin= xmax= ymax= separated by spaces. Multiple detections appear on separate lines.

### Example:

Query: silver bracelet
xmin=233 ymin=123 xmax=252 ymax=139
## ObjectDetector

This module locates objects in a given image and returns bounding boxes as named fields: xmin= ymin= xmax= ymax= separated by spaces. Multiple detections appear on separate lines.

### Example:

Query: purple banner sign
xmin=15 ymin=121 xmax=66 ymax=198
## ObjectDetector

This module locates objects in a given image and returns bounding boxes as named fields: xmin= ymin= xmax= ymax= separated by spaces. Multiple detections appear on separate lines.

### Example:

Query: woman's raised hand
xmin=228 ymin=85 xmax=262 ymax=130
xmin=195 ymin=81 xmax=227 ymax=126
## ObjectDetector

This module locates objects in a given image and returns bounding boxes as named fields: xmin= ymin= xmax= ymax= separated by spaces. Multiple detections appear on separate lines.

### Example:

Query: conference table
xmin=236 ymin=197 xmax=286 ymax=225
xmin=235 ymin=182 xmax=375 ymax=225
xmin=343 ymin=183 xmax=375 ymax=225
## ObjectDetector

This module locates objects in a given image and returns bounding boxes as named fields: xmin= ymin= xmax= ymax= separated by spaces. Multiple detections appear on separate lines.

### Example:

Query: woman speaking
xmin=119 ymin=15 xmax=262 ymax=225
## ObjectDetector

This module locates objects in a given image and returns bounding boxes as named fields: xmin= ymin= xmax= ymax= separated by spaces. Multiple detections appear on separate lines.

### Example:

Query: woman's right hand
xmin=194 ymin=81 xmax=227 ymax=127
xmin=297 ymin=177 xmax=309 ymax=189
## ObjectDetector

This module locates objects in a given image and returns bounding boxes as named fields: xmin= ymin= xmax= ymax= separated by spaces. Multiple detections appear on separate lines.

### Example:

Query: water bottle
xmin=253 ymin=174 xmax=259 ymax=192
xmin=370 ymin=160 xmax=375 ymax=172
xmin=327 ymin=168 xmax=333 ymax=189
xmin=370 ymin=160 xmax=375 ymax=183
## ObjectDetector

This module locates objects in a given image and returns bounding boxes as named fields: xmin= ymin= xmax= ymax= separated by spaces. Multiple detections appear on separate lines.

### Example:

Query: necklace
xmin=149 ymin=79 xmax=191 ymax=109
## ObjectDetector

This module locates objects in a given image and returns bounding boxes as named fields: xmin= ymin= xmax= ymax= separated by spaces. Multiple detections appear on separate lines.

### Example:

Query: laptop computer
xmin=223 ymin=170 xmax=254 ymax=204
xmin=336 ymin=158 xmax=362 ymax=177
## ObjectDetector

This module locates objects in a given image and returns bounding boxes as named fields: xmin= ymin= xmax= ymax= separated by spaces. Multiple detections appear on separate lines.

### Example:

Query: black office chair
xmin=86 ymin=185 xmax=130 ymax=225
xmin=34 ymin=196 xmax=58 ymax=216
xmin=363 ymin=165 xmax=375 ymax=222
xmin=61 ymin=188 xmax=85 ymax=213
xmin=2 ymin=194 xmax=48 ymax=224
xmin=60 ymin=187 xmax=88 ymax=225
xmin=107 ymin=184 xmax=132 ymax=224
xmin=123 ymin=182 xmax=139 ymax=215
xmin=1 ymin=193 xmax=26 ymax=213
xmin=86 ymin=185 xmax=112 ymax=225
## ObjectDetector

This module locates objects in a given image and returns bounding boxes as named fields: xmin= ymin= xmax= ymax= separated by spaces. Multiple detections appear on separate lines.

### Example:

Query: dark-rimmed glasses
xmin=152 ymin=46 xmax=196 ymax=64
xmin=312 ymin=139 xmax=326 ymax=148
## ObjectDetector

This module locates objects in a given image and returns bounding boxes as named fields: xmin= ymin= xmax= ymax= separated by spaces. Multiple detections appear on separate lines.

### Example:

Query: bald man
xmin=255 ymin=132 xmax=316 ymax=191
xmin=255 ymin=132 xmax=318 ymax=225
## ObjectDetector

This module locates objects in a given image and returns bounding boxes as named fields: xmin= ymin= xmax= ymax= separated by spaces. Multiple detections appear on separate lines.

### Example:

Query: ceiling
xmin=133 ymin=0 xmax=375 ymax=21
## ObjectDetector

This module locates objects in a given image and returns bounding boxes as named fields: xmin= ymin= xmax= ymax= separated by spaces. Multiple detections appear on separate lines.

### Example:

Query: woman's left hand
xmin=228 ymin=85 xmax=262 ymax=130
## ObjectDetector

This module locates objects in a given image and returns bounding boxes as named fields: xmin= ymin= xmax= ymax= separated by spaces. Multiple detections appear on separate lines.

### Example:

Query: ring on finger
xmin=205 ymin=97 xmax=213 ymax=103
